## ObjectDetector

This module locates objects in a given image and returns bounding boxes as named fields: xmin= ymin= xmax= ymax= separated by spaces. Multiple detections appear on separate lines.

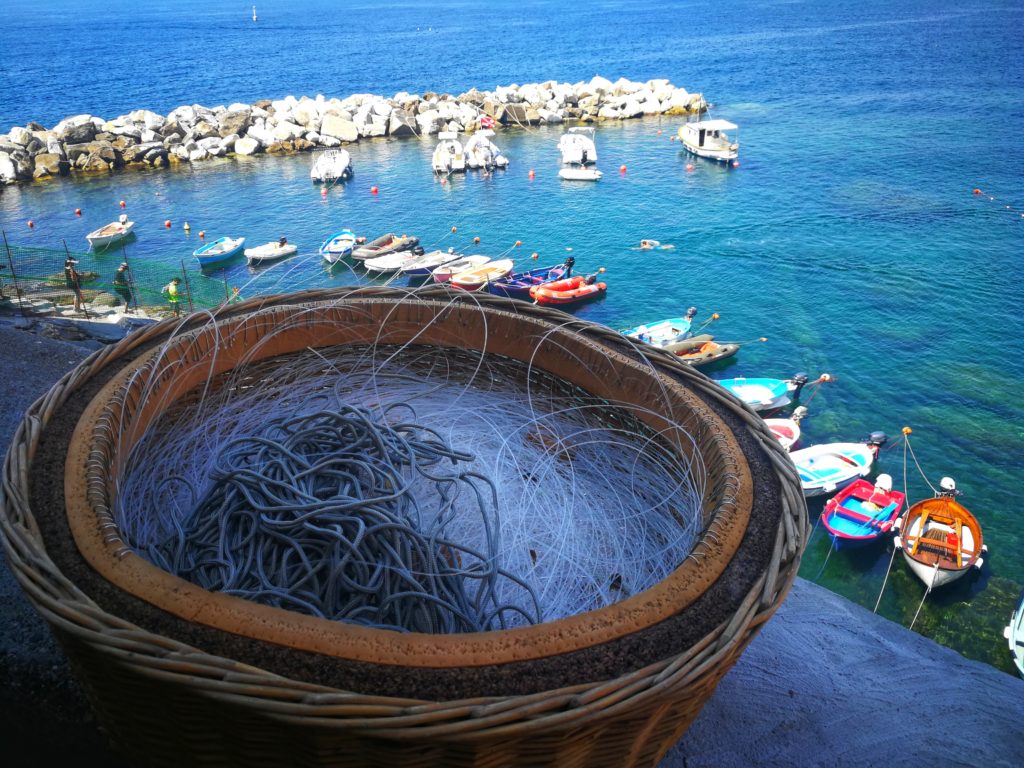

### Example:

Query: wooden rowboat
xmin=449 ymin=259 xmax=515 ymax=291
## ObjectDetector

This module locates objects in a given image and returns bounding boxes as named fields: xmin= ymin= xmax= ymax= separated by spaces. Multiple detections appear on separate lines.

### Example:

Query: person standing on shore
xmin=161 ymin=277 xmax=182 ymax=317
xmin=63 ymin=256 xmax=84 ymax=312
xmin=112 ymin=262 xmax=133 ymax=309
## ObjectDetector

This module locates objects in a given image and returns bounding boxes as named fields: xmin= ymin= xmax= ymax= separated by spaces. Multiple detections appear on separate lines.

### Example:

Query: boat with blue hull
xmin=716 ymin=374 xmax=810 ymax=412
xmin=320 ymin=230 xmax=357 ymax=264
xmin=789 ymin=433 xmax=887 ymax=497
xmin=193 ymin=236 xmax=245 ymax=267
xmin=488 ymin=263 xmax=567 ymax=299
xmin=821 ymin=475 xmax=905 ymax=547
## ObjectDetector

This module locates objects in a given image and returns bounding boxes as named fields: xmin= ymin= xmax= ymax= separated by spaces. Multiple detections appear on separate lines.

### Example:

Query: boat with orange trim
xmin=529 ymin=271 xmax=607 ymax=306
xmin=673 ymin=338 xmax=739 ymax=367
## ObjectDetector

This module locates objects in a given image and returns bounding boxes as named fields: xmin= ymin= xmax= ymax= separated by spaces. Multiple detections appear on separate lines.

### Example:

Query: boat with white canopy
xmin=678 ymin=119 xmax=739 ymax=163
xmin=432 ymin=132 xmax=466 ymax=174
xmin=310 ymin=149 xmax=353 ymax=183
xmin=464 ymin=129 xmax=509 ymax=170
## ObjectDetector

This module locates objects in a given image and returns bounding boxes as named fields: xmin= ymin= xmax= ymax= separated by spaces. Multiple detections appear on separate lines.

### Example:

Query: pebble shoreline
xmin=0 ymin=76 xmax=705 ymax=185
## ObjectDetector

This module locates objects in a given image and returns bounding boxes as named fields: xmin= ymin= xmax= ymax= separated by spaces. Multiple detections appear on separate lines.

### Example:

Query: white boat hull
xmin=902 ymin=554 xmax=970 ymax=589
xmin=87 ymin=221 xmax=135 ymax=249
xmin=559 ymin=168 xmax=602 ymax=181
xmin=245 ymin=243 xmax=297 ymax=264
xmin=790 ymin=442 xmax=875 ymax=497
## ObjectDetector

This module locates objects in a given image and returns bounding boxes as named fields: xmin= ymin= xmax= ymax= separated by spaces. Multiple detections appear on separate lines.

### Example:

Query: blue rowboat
xmin=193 ymin=236 xmax=245 ymax=267
xmin=623 ymin=309 xmax=697 ymax=348
xmin=488 ymin=264 xmax=567 ymax=299
xmin=320 ymin=229 xmax=357 ymax=265
xmin=716 ymin=375 xmax=808 ymax=412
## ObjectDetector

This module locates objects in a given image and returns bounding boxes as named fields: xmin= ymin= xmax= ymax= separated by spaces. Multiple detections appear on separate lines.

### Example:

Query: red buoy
xmin=27 ymin=220 xmax=34 ymax=228
xmin=686 ymin=163 xmax=694 ymax=172
xmin=370 ymin=186 xmax=379 ymax=195
xmin=515 ymin=240 xmax=522 ymax=247
xmin=119 ymin=200 xmax=126 ymax=208
xmin=732 ymin=160 xmax=740 ymax=168
xmin=74 ymin=208 xmax=82 ymax=216
xmin=619 ymin=165 xmax=627 ymax=173
xmin=164 ymin=220 xmax=172 ymax=228
xmin=440 ymin=178 xmax=447 ymax=185
xmin=528 ymin=169 xmax=535 ymax=179
xmin=199 ymin=231 xmax=205 ymax=238
xmin=474 ymin=236 xmax=480 ymax=244
xmin=973 ymin=188 xmax=982 ymax=195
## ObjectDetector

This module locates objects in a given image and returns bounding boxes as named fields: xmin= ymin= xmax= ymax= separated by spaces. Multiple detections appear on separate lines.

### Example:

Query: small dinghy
xmin=673 ymin=338 xmax=740 ymax=367
xmin=716 ymin=374 xmax=811 ymax=412
xmin=87 ymin=216 xmax=134 ymax=250
xmin=245 ymin=240 xmax=297 ymax=265
xmin=558 ymin=167 xmax=603 ymax=181
xmin=364 ymin=248 xmax=426 ymax=273
xmin=763 ymin=406 xmax=808 ymax=451
xmin=895 ymin=478 xmax=986 ymax=589
xmin=432 ymin=132 xmax=466 ymax=174
xmin=530 ymin=273 xmax=607 ymax=306
xmin=624 ymin=309 xmax=699 ymax=350
xmin=432 ymin=255 xmax=490 ymax=283
xmin=401 ymin=248 xmax=462 ymax=276
xmin=1005 ymin=589 xmax=1024 ymax=678
xmin=352 ymin=233 xmax=419 ymax=261
xmin=193 ymin=236 xmax=245 ymax=267
xmin=464 ymin=129 xmax=509 ymax=170
xmin=450 ymin=259 xmax=515 ymax=291
xmin=822 ymin=474 xmax=906 ymax=547
xmin=789 ymin=433 xmax=887 ymax=497
xmin=320 ymin=230 xmax=357 ymax=264
xmin=487 ymin=263 xmax=567 ymax=299
xmin=310 ymin=149 xmax=353 ymax=183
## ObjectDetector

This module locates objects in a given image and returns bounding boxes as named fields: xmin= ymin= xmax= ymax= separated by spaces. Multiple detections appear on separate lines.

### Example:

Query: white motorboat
xmin=431 ymin=255 xmax=490 ymax=283
xmin=86 ymin=216 xmax=134 ymax=250
xmin=789 ymin=433 xmax=887 ymax=497
xmin=401 ymin=248 xmax=462 ymax=276
xmin=319 ymin=230 xmax=357 ymax=264
xmin=678 ymin=119 xmax=739 ymax=163
xmin=310 ymin=149 xmax=353 ymax=183
xmin=449 ymin=258 xmax=515 ymax=291
xmin=363 ymin=249 xmax=425 ymax=273
xmin=895 ymin=479 xmax=986 ymax=589
xmin=763 ymin=406 xmax=808 ymax=452
xmin=432 ymin=132 xmax=466 ymax=174
xmin=1005 ymin=589 xmax=1024 ymax=678
xmin=558 ymin=167 xmax=603 ymax=181
xmin=558 ymin=127 xmax=598 ymax=165
xmin=245 ymin=240 xmax=298 ymax=265
xmin=716 ymin=374 xmax=811 ymax=412
xmin=193 ymin=236 xmax=246 ymax=267
xmin=464 ymin=129 xmax=509 ymax=170
xmin=624 ymin=310 xmax=699 ymax=349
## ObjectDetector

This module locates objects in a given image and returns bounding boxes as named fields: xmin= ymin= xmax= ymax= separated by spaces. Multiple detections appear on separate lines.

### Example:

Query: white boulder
xmin=234 ymin=137 xmax=261 ymax=155
xmin=319 ymin=113 xmax=359 ymax=142
xmin=272 ymin=121 xmax=304 ymax=141
xmin=8 ymin=126 xmax=32 ymax=146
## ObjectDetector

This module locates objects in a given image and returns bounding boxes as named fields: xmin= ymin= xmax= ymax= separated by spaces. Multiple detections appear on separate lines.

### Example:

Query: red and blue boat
xmin=821 ymin=474 xmax=906 ymax=547
xmin=487 ymin=263 xmax=567 ymax=300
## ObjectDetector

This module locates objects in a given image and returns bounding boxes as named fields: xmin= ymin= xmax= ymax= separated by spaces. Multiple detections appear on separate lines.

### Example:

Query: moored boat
xmin=86 ymin=216 xmax=135 ymax=250
xmin=431 ymin=255 xmax=490 ymax=283
xmin=432 ymin=132 xmax=466 ymax=174
xmin=464 ymin=129 xmax=509 ymax=170
xmin=895 ymin=479 xmax=986 ymax=589
xmin=1005 ymin=590 xmax=1024 ymax=678
xmin=363 ymin=248 xmax=426 ymax=273
xmin=245 ymin=240 xmax=298 ymax=265
xmin=558 ymin=127 xmax=598 ymax=165
xmin=763 ymin=406 xmax=808 ymax=451
xmin=673 ymin=338 xmax=739 ymax=367
xmin=529 ymin=272 xmax=607 ymax=306
xmin=822 ymin=474 xmax=906 ymax=547
xmin=624 ymin=309 xmax=699 ymax=350
xmin=401 ymin=248 xmax=463 ymax=276
xmin=319 ymin=230 xmax=357 ymax=264
xmin=487 ymin=263 xmax=567 ymax=299
xmin=352 ymin=233 xmax=419 ymax=261
xmin=716 ymin=374 xmax=811 ymax=412
xmin=788 ymin=433 xmax=887 ymax=497
xmin=558 ymin=167 xmax=603 ymax=181
xmin=449 ymin=259 xmax=515 ymax=291
xmin=310 ymin=149 xmax=353 ymax=183
xmin=193 ymin=236 xmax=245 ymax=267
xmin=678 ymin=119 xmax=739 ymax=163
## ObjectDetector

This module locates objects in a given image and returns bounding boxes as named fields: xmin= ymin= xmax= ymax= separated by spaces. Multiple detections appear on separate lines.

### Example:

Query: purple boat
xmin=487 ymin=263 xmax=568 ymax=300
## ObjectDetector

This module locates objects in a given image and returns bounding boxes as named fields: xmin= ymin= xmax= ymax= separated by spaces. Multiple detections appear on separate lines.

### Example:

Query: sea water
xmin=1 ymin=0 xmax=1022 ymax=674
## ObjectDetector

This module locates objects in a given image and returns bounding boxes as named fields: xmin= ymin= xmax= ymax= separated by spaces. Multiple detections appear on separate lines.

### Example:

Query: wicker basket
xmin=1 ymin=286 xmax=807 ymax=767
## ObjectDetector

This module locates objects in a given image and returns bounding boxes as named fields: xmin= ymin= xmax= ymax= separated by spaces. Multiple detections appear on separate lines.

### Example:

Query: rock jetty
xmin=0 ymin=76 xmax=705 ymax=184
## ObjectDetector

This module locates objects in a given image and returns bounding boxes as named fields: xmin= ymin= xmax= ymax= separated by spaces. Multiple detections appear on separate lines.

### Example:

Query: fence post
xmin=62 ymin=239 xmax=90 ymax=318
xmin=2 ymin=229 xmax=28 ymax=317
xmin=180 ymin=260 xmax=194 ymax=314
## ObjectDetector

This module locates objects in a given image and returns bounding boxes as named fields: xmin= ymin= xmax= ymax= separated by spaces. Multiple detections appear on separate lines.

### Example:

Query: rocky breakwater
xmin=0 ymin=76 xmax=706 ymax=185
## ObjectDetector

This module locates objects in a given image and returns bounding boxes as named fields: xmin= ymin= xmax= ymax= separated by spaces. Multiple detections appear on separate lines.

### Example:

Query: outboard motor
xmin=412 ymin=246 xmax=425 ymax=256
xmin=874 ymin=473 xmax=894 ymax=492
xmin=867 ymin=431 xmax=888 ymax=448
xmin=791 ymin=372 xmax=810 ymax=395
xmin=939 ymin=476 xmax=961 ymax=497
xmin=791 ymin=405 xmax=809 ymax=422
xmin=686 ymin=306 xmax=698 ymax=320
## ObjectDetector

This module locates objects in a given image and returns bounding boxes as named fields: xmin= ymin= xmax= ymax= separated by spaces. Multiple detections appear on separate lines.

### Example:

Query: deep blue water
xmin=2 ymin=0 xmax=1023 ymax=673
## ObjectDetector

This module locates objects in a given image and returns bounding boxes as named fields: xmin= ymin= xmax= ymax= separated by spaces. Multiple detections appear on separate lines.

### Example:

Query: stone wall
xmin=0 ymin=76 xmax=706 ymax=184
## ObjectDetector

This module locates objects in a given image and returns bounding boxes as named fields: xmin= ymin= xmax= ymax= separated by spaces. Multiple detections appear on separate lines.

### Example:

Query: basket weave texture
xmin=1 ymin=286 xmax=808 ymax=767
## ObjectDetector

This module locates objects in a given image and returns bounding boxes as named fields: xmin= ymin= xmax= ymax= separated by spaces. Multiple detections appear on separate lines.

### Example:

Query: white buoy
xmin=252 ymin=5 xmax=257 ymax=22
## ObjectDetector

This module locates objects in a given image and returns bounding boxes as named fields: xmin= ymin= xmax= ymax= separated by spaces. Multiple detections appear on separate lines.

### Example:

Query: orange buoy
xmin=451 ymin=226 xmax=457 ymax=233
xmin=199 ymin=231 xmax=205 ymax=238
xmin=27 ymin=220 xmax=34 ymax=228
xmin=732 ymin=160 xmax=740 ymax=168
xmin=598 ymin=267 xmax=606 ymax=273
xmin=473 ymin=236 xmax=480 ymax=243
xmin=164 ymin=220 xmax=172 ymax=228
xmin=531 ymin=252 xmax=539 ymax=259
xmin=74 ymin=208 xmax=82 ymax=216
xmin=657 ymin=130 xmax=662 ymax=135
xmin=619 ymin=165 xmax=627 ymax=173
xmin=528 ymin=169 xmax=535 ymax=179
xmin=670 ymin=136 xmax=676 ymax=142
xmin=320 ymin=186 xmax=327 ymax=196
xmin=370 ymin=186 xmax=379 ymax=194
xmin=440 ymin=178 xmax=447 ymax=185
xmin=973 ymin=188 xmax=982 ymax=195
xmin=119 ymin=200 xmax=126 ymax=208
xmin=515 ymin=240 xmax=522 ymax=247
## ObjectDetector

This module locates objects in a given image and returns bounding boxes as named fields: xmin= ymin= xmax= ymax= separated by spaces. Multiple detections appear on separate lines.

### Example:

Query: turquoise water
xmin=2 ymin=0 xmax=1023 ymax=674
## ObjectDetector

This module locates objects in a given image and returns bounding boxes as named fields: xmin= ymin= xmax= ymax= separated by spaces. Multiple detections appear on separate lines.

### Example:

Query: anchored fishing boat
xmin=431 ymin=255 xmax=490 ymax=283
xmin=789 ymin=432 xmax=887 ymax=497
xmin=309 ymin=149 xmax=352 ymax=183
xmin=624 ymin=309 xmax=699 ymax=349
xmin=673 ymin=338 xmax=740 ymax=367
xmin=487 ymin=263 xmax=567 ymax=299
xmin=895 ymin=478 xmax=986 ymax=589
xmin=1005 ymin=590 xmax=1024 ymax=678
xmin=363 ymin=248 xmax=426 ymax=273
xmin=529 ymin=272 xmax=607 ymax=306
xmin=319 ymin=230 xmax=357 ymax=264
xmin=716 ymin=374 xmax=812 ymax=412
xmin=193 ymin=236 xmax=245 ymax=267
xmin=558 ymin=127 xmax=598 ymax=165
xmin=450 ymin=259 xmax=515 ymax=291
xmin=822 ymin=474 xmax=906 ymax=547
xmin=86 ymin=216 xmax=134 ymax=250
xmin=245 ymin=239 xmax=297 ymax=265
xmin=678 ymin=119 xmax=739 ymax=163
xmin=432 ymin=132 xmax=466 ymax=174
xmin=763 ymin=406 xmax=808 ymax=452
xmin=401 ymin=248 xmax=462 ymax=276
xmin=464 ymin=129 xmax=509 ymax=170
xmin=352 ymin=233 xmax=418 ymax=261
